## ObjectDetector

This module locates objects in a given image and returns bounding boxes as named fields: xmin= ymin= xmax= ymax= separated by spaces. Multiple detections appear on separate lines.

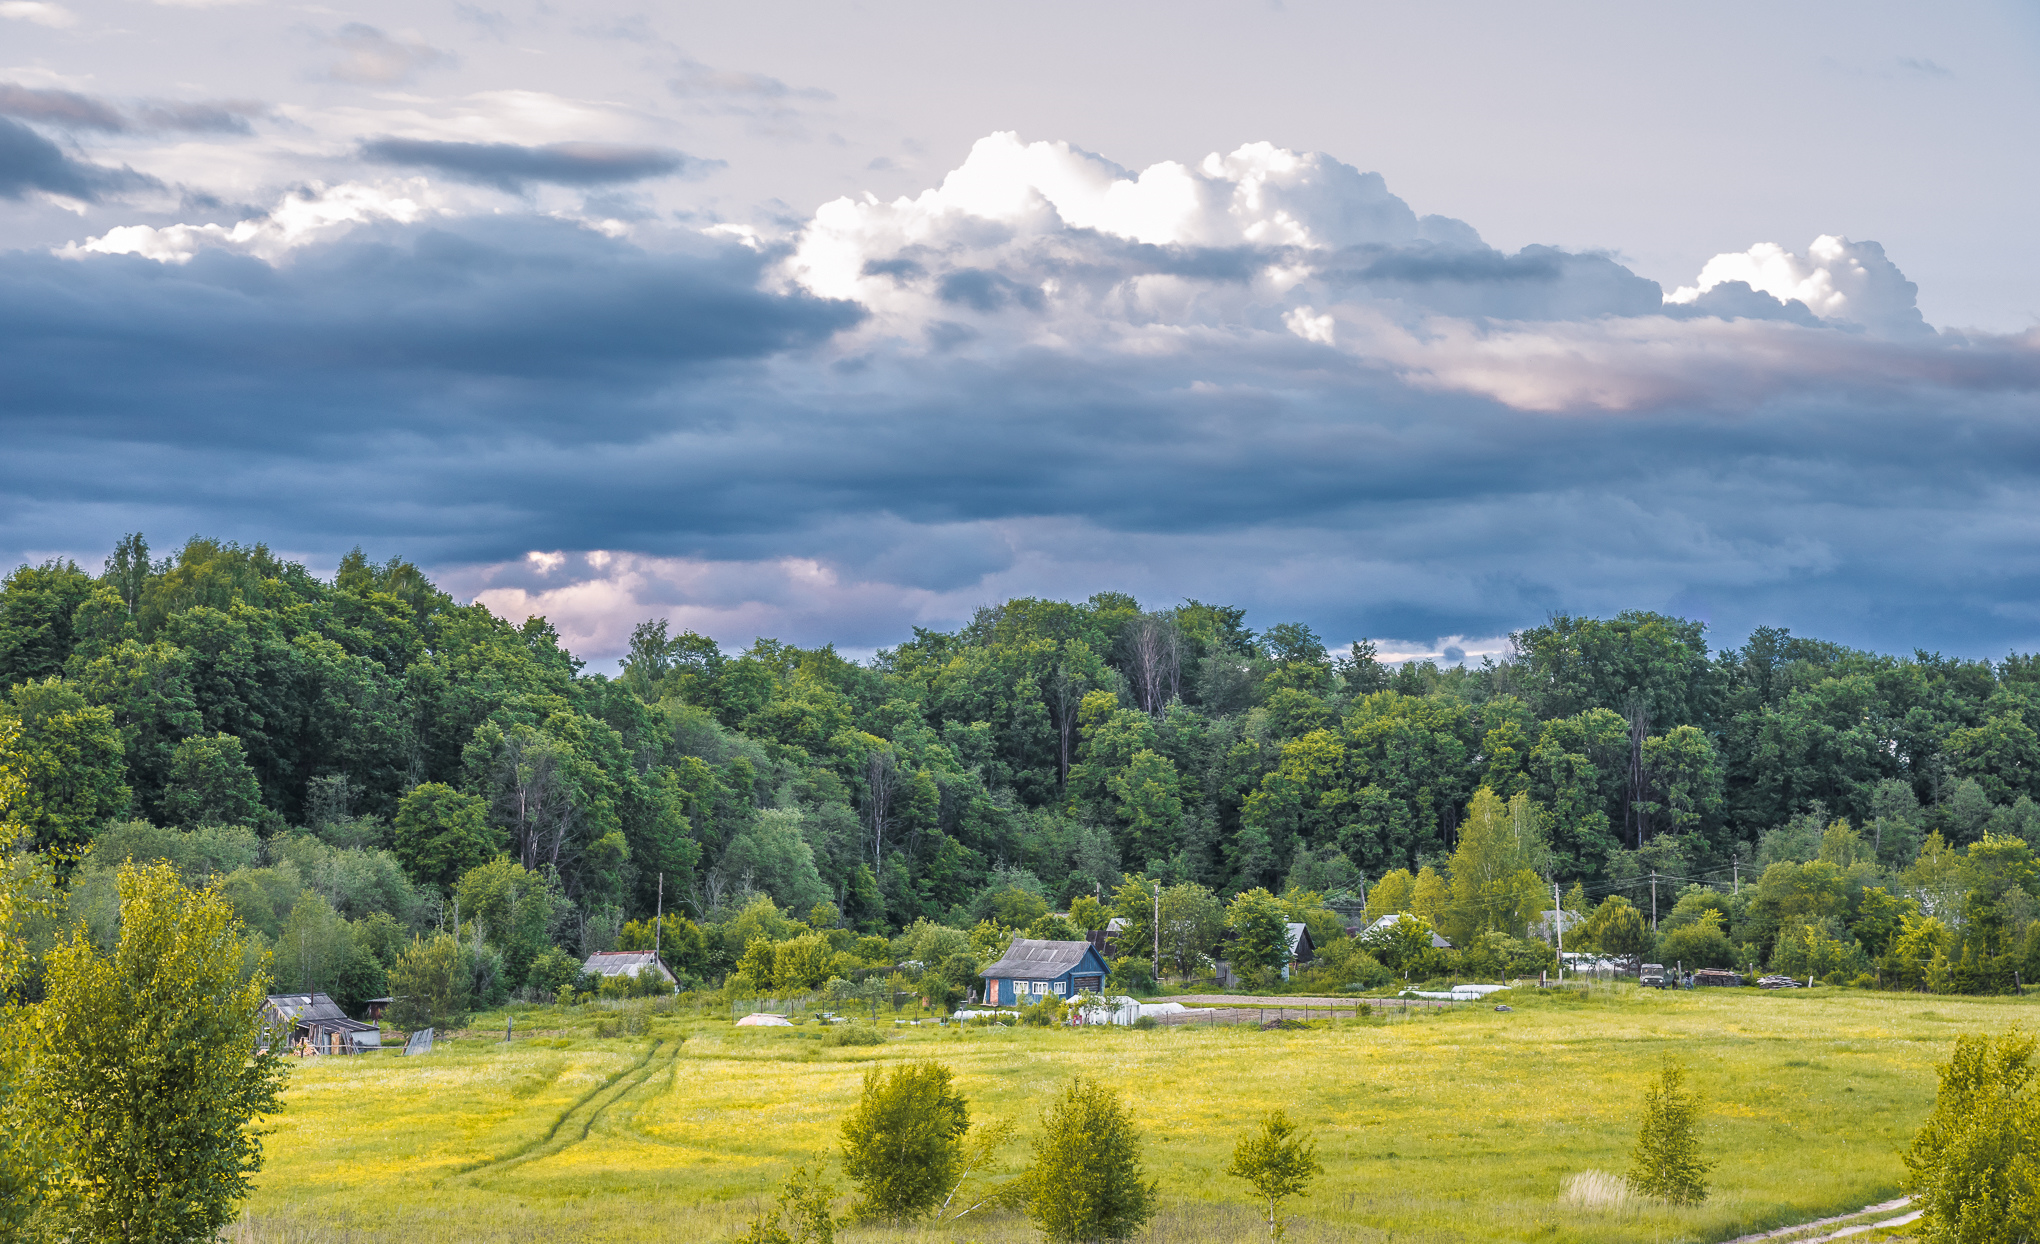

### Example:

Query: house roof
xmin=582 ymin=951 xmax=674 ymax=979
xmin=1285 ymin=922 xmax=1312 ymax=956
xmin=979 ymin=938 xmax=1101 ymax=981
xmin=264 ymin=992 xmax=376 ymax=1033
xmin=1364 ymin=913 xmax=1455 ymax=949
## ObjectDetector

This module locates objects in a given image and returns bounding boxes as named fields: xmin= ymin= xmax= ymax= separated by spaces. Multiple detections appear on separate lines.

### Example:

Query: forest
xmin=4 ymin=533 xmax=2038 ymax=1015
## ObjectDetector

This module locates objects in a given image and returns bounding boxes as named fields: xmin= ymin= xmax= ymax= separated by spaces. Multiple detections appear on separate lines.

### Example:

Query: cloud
xmin=358 ymin=137 xmax=719 ymax=192
xmin=0 ymin=116 xmax=162 ymax=201
xmin=668 ymin=58 xmax=832 ymax=104
xmin=0 ymin=83 xmax=125 ymax=130
xmin=0 ymin=2 xmax=75 ymax=26
xmin=1666 ymin=235 xmax=1928 ymax=337
xmin=320 ymin=24 xmax=453 ymax=86
xmin=0 ymin=82 xmax=266 ymax=133
xmin=11 ymin=133 xmax=2040 ymax=666
xmin=65 ymin=180 xmax=440 ymax=262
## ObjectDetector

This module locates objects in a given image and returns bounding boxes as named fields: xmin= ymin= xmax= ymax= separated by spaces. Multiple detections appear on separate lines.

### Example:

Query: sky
xmin=3 ymin=0 xmax=2039 ymax=668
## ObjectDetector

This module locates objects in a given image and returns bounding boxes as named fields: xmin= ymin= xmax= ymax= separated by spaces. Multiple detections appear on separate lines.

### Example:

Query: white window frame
xmin=1052 ymin=981 xmax=1067 ymax=996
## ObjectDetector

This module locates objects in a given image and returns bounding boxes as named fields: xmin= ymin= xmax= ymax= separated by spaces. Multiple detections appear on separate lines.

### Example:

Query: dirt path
xmin=1722 ymin=1196 xmax=1917 ymax=1243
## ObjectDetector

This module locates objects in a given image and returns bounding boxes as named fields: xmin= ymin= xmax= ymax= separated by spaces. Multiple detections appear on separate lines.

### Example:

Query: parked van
xmin=1639 ymin=963 xmax=1671 ymax=989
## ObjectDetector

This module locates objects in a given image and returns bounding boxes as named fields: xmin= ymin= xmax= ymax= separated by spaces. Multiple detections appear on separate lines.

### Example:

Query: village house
xmin=978 ymin=938 xmax=1109 ymax=1005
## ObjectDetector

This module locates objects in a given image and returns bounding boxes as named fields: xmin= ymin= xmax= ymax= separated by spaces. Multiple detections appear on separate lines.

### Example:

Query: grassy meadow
xmin=232 ymin=986 xmax=2029 ymax=1244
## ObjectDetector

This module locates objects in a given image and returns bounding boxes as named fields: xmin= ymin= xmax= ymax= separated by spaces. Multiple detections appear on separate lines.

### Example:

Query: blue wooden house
xmin=979 ymin=938 xmax=1109 ymax=1005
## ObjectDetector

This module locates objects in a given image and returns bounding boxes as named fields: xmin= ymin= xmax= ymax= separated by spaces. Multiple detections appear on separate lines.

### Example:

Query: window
xmin=1052 ymin=981 xmax=1067 ymax=996
xmin=1032 ymin=980 xmax=1046 ymax=995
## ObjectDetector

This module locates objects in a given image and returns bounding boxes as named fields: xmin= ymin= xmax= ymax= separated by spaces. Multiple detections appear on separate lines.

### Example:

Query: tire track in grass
xmin=451 ymin=1038 xmax=675 ymax=1179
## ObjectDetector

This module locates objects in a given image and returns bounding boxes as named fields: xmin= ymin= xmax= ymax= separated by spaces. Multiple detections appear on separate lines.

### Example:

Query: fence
xmin=1157 ymin=997 xmax=1459 ymax=1027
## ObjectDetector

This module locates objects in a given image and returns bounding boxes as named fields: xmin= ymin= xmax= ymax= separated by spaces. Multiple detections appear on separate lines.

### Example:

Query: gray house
xmin=979 ymin=938 xmax=1109 ymax=1005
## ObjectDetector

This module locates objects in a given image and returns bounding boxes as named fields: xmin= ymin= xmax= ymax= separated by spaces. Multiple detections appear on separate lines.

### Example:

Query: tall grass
xmin=234 ymin=985 xmax=2013 ymax=1243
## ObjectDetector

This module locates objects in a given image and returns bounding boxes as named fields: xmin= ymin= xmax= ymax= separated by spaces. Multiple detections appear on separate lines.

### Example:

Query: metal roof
xmin=581 ymin=951 xmax=674 ymax=979
xmin=263 ymin=992 xmax=376 ymax=1032
xmin=979 ymin=938 xmax=1100 ymax=981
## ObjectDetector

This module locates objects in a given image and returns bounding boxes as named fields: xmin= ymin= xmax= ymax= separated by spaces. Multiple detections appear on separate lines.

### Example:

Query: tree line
xmin=4 ymin=534 xmax=2040 ymax=1007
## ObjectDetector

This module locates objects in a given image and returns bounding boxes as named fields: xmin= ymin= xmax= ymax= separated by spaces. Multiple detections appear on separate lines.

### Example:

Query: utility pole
xmin=1152 ymin=880 xmax=1161 ymax=985
xmin=1650 ymin=872 xmax=1659 ymax=931
xmin=655 ymin=872 xmax=664 ymax=964
xmin=1554 ymin=881 xmax=1563 ymax=982
xmin=1733 ymin=857 xmax=1739 ymax=896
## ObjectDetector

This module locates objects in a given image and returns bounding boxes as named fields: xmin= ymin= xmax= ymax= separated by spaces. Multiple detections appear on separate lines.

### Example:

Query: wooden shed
xmin=262 ymin=992 xmax=379 ymax=1055
xmin=979 ymin=938 xmax=1109 ymax=1006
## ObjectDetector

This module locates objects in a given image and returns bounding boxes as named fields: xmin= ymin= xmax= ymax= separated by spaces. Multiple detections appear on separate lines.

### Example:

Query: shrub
xmin=839 ymin=1062 xmax=969 ymax=1226
xmin=1626 ymin=1057 xmax=1712 ymax=1205
xmin=1903 ymin=1027 xmax=2040 ymax=1242
xmin=1226 ymin=1109 xmax=1322 ymax=1241
xmin=736 ymin=1158 xmax=839 ymax=1244
xmin=1132 ymin=1015 xmax=1158 ymax=1030
xmin=1018 ymin=996 xmax=1067 ymax=1027
xmin=818 ymin=1025 xmax=886 ymax=1048
xmin=1109 ymin=955 xmax=1154 ymax=994
xmin=1025 ymin=1076 xmax=1159 ymax=1242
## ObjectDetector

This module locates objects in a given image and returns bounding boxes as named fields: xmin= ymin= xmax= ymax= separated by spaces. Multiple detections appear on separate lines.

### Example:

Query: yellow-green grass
xmin=235 ymin=987 xmax=2031 ymax=1244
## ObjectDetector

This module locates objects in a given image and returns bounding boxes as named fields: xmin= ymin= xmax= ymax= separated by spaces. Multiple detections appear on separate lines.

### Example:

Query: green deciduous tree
xmin=28 ymin=861 xmax=286 ymax=1241
xmin=1580 ymin=895 xmax=1648 ymax=959
xmin=1226 ymin=887 xmax=1291 ymax=982
xmin=1904 ymin=1028 xmax=2040 ymax=1244
xmin=161 ymin=731 xmax=263 ymax=828
xmin=392 ymin=782 xmax=499 ymax=892
xmin=387 ymin=931 xmax=472 ymax=1030
xmin=1226 ymin=1109 xmax=1323 ymax=1241
xmin=1025 ymin=1075 xmax=1160 ymax=1243
xmin=1 ymin=677 xmax=130 ymax=852
xmin=1444 ymin=787 xmax=1548 ymax=943
xmin=1626 ymin=1057 xmax=1712 ymax=1205
xmin=838 ymin=1061 xmax=969 ymax=1226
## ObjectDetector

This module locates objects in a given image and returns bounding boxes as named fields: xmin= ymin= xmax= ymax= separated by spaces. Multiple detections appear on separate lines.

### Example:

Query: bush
xmin=1109 ymin=955 xmax=1154 ymax=995
xmin=1025 ymin=1076 xmax=1160 ymax=1241
xmin=1018 ymin=996 xmax=1067 ymax=1027
xmin=819 ymin=1024 xmax=886 ymax=1048
xmin=1904 ymin=1027 xmax=2040 ymax=1242
xmin=1131 ymin=1015 xmax=1158 ymax=1030
xmin=1304 ymin=937 xmax=1394 ymax=990
xmin=839 ymin=1062 xmax=969 ymax=1226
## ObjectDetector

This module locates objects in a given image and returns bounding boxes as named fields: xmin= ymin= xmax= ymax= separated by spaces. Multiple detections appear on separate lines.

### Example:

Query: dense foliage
xmin=7 ymin=533 xmax=2040 ymax=1008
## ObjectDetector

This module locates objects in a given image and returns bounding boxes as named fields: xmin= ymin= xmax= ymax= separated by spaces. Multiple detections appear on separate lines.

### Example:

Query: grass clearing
xmin=234 ymin=986 xmax=2019 ymax=1243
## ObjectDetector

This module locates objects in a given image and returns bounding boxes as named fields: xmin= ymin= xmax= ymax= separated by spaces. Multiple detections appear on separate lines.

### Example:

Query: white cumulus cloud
xmin=1667 ymin=234 xmax=1927 ymax=336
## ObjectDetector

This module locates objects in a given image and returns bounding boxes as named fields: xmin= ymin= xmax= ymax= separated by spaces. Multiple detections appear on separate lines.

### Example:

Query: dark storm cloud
xmin=8 ymin=207 xmax=2040 ymax=659
xmin=359 ymin=137 xmax=718 ymax=192
xmin=0 ymin=117 xmax=162 ymax=201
